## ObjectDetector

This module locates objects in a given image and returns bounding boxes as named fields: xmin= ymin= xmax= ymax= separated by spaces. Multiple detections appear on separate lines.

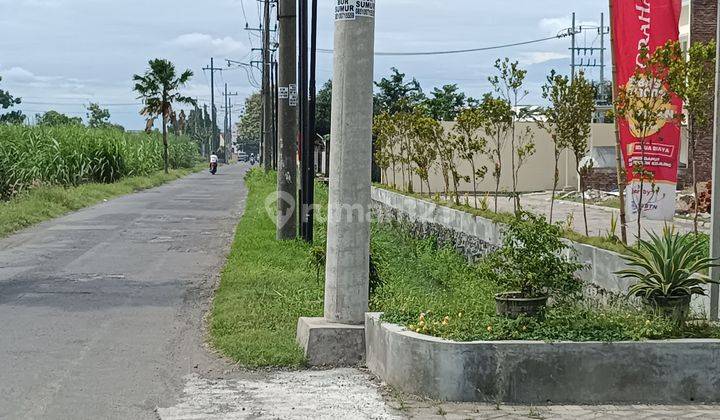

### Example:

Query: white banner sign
xmin=335 ymin=0 xmax=374 ymax=20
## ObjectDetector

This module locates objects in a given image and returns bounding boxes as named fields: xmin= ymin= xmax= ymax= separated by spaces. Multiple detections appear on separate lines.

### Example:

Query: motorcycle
xmin=210 ymin=162 xmax=218 ymax=175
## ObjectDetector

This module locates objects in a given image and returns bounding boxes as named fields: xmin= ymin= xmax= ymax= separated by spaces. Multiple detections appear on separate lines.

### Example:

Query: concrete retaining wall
xmin=365 ymin=313 xmax=720 ymax=404
xmin=370 ymin=187 xmax=711 ymax=314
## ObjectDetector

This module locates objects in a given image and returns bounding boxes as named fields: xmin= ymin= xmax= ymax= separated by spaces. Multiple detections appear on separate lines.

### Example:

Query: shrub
xmin=484 ymin=212 xmax=584 ymax=299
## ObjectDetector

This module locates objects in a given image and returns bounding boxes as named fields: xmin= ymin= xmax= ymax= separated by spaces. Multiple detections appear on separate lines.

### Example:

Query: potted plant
xmin=617 ymin=227 xmax=718 ymax=324
xmin=487 ymin=212 xmax=584 ymax=318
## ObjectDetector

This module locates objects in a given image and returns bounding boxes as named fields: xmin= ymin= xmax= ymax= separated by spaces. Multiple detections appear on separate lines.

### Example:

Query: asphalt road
xmin=0 ymin=163 xmax=248 ymax=419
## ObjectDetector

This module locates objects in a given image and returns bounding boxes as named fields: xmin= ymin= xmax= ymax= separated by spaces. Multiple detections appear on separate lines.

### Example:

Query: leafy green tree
xmin=409 ymin=114 xmax=438 ymax=195
xmin=133 ymin=58 xmax=194 ymax=173
xmin=237 ymin=92 xmax=262 ymax=155
xmin=651 ymin=40 xmax=716 ymax=233
xmin=316 ymin=79 xmax=332 ymax=137
xmin=479 ymin=93 xmax=512 ymax=212
xmin=0 ymin=76 xmax=25 ymax=125
xmin=36 ymin=110 xmax=82 ymax=126
xmin=187 ymin=105 xmax=213 ymax=155
xmin=540 ymin=71 xmax=573 ymax=223
xmin=426 ymin=84 xmax=466 ymax=121
xmin=453 ymin=107 xmax=488 ymax=207
xmin=489 ymin=58 xmax=535 ymax=212
xmin=373 ymin=111 xmax=398 ymax=187
xmin=85 ymin=103 xmax=111 ymax=128
xmin=374 ymin=67 xmax=425 ymax=115
xmin=566 ymin=72 xmax=597 ymax=236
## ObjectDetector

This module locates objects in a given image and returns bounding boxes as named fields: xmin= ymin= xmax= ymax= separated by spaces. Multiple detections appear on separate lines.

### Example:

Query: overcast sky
xmin=0 ymin=0 xmax=608 ymax=129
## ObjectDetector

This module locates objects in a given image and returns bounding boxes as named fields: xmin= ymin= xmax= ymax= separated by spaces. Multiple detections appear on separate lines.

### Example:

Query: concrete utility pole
xmin=324 ymin=3 xmax=376 ymax=324
xmin=297 ymin=0 xmax=376 ymax=367
xmin=277 ymin=0 xmax=298 ymax=240
xmin=571 ymin=12 xmax=576 ymax=84
xmin=262 ymin=0 xmax=273 ymax=171
xmin=708 ymin=0 xmax=720 ymax=321
xmin=222 ymin=84 xmax=239 ymax=161
xmin=203 ymin=58 xmax=223 ymax=154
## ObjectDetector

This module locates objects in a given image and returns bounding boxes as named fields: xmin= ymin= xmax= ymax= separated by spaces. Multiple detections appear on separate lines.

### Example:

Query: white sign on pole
xmin=289 ymin=83 xmax=298 ymax=107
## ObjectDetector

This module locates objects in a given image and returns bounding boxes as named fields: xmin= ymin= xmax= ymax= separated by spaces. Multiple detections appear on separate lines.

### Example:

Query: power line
xmin=317 ymin=33 xmax=569 ymax=56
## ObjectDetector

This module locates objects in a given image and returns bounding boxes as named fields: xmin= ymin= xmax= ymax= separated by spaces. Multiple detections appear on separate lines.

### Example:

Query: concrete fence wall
xmin=371 ymin=186 xmax=711 ymax=314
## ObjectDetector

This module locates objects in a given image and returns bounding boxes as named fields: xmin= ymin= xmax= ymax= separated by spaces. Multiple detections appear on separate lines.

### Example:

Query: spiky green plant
xmin=618 ymin=227 xmax=719 ymax=299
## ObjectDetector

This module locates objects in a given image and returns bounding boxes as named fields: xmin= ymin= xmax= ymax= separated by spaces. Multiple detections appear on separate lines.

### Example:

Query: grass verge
xmin=210 ymin=169 xmax=327 ymax=367
xmin=0 ymin=164 xmax=204 ymax=239
xmin=371 ymin=224 xmax=720 ymax=342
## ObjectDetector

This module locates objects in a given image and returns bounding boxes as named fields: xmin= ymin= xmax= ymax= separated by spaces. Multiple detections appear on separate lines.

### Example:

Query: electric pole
xmin=222 ymin=84 xmax=239 ymax=161
xmin=571 ymin=12 xmax=576 ymax=83
xmin=277 ymin=0 xmax=298 ymax=240
xmin=323 ymin=0 xmax=376 ymax=324
xmin=299 ymin=0 xmax=318 ymax=242
xmin=708 ymin=0 xmax=720 ymax=321
xmin=203 ymin=58 xmax=223 ymax=155
xmin=262 ymin=0 xmax=273 ymax=172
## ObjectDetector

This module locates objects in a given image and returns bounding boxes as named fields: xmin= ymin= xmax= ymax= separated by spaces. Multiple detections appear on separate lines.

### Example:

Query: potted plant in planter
xmin=486 ymin=212 xmax=584 ymax=318
xmin=617 ymin=227 xmax=718 ymax=324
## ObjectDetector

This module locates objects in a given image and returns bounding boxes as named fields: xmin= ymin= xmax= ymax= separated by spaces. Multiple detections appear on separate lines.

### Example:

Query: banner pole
xmin=707 ymin=0 xmax=720 ymax=321
xmin=608 ymin=0 xmax=628 ymax=244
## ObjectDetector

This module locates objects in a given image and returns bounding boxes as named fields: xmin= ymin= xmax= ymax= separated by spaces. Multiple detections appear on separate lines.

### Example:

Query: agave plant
xmin=618 ymin=227 xmax=718 ymax=299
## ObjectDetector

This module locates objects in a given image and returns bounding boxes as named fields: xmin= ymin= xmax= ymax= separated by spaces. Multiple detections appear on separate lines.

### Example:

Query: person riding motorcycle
xmin=209 ymin=153 xmax=218 ymax=175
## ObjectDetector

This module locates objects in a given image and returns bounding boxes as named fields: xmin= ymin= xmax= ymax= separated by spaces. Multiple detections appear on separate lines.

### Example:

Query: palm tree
xmin=133 ymin=59 xmax=195 ymax=173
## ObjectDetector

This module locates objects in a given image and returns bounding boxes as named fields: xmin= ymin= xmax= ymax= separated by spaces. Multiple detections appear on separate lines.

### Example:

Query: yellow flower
xmin=487 ymin=325 xmax=493 ymax=332
xmin=458 ymin=312 xmax=463 ymax=318
xmin=522 ymin=325 xmax=527 ymax=331
xmin=645 ymin=320 xmax=651 ymax=325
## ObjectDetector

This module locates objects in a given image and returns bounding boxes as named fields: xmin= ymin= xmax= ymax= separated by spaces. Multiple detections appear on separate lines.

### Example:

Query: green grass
xmin=210 ymin=170 xmax=328 ymax=367
xmin=0 ymin=164 xmax=204 ymax=238
xmin=209 ymin=174 xmax=719 ymax=368
xmin=370 ymin=224 xmax=720 ymax=342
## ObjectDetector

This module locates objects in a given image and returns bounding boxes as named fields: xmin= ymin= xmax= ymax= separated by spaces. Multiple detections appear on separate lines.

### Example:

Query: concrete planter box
xmin=366 ymin=313 xmax=720 ymax=404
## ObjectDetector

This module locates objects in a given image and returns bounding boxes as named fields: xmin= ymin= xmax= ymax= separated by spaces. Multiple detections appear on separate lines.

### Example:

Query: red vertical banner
xmin=611 ymin=0 xmax=682 ymax=221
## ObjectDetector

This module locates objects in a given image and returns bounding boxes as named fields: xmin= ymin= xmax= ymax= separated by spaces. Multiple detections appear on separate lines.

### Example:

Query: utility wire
xmin=317 ymin=34 xmax=569 ymax=56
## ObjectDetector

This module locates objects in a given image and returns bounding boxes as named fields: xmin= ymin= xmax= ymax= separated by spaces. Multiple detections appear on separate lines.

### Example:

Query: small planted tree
xmin=565 ymin=72 xmax=597 ymax=236
xmin=373 ymin=111 xmax=398 ymax=187
xmin=453 ymin=107 xmax=488 ymax=207
xmin=133 ymin=59 xmax=195 ymax=173
xmin=394 ymin=109 xmax=416 ymax=192
xmin=540 ymin=71 xmax=572 ymax=223
xmin=479 ymin=93 xmax=512 ymax=213
xmin=615 ymin=48 xmax=676 ymax=239
xmin=489 ymin=58 xmax=535 ymax=212
xmin=410 ymin=113 xmax=439 ymax=195
xmin=650 ymin=40 xmax=716 ymax=233
xmin=427 ymin=119 xmax=453 ymax=199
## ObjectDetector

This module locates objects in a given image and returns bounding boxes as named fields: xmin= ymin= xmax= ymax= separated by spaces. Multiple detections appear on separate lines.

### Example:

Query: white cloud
xmin=519 ymin=52 xmax=569 ymax=65
xmin=539 ymin=16 xmax=599 ymax=35
xmin=170 ymin=33 xmax=247 ymax=56
xmin=1 ymin=66 xmax=58 ymax=83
